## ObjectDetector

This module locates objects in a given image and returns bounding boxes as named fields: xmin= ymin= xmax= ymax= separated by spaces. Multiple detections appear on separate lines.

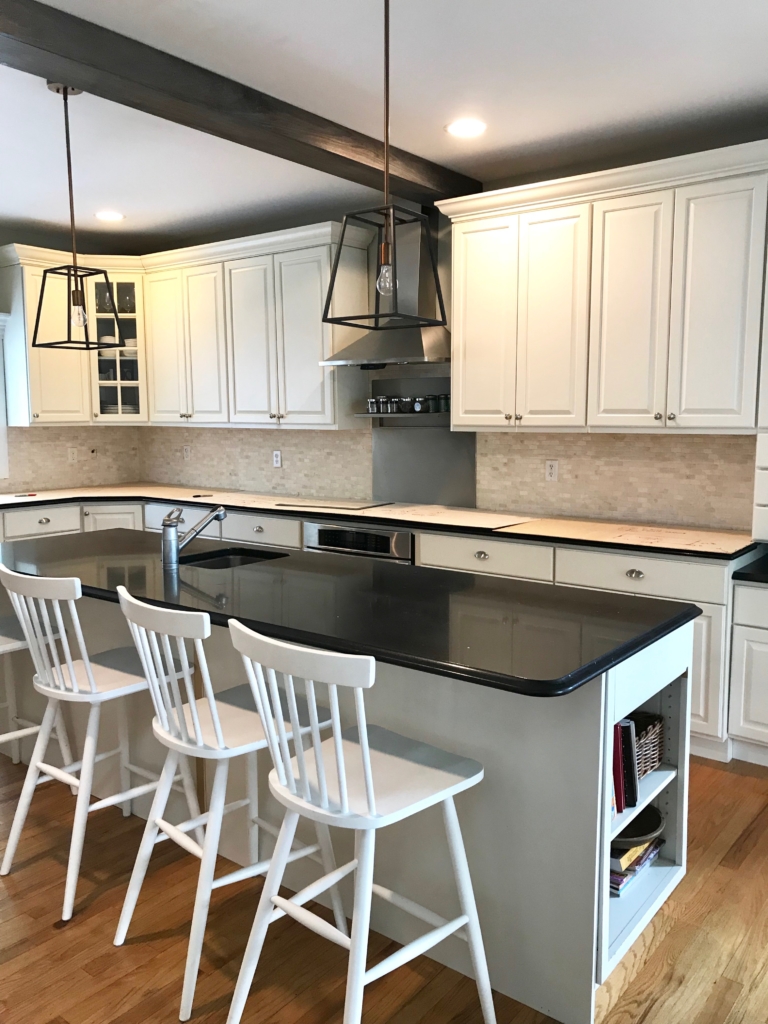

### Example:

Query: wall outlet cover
xmin=182 ymin=445 xmax=192 ymax=461
xmin=67 ymin=447 xmax=77 ymax=464
xmin=273 ymin=450 xmax=282 ymax=469
xmin=545 ymin=459 xmax=559 ymax=482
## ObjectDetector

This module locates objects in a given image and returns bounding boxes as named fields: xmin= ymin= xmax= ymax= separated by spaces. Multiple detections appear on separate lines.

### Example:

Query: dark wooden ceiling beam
xmin=0 ymin=0 xmax=481 ymax=205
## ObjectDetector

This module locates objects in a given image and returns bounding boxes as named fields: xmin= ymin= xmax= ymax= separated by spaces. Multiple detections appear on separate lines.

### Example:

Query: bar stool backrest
xmin=228 ymin=618 xmax=377 ymax=819
xmin=117 ymin=586 xmax=224 ymax=751
xmin=0 ymin=563 xmax=94 ymax=694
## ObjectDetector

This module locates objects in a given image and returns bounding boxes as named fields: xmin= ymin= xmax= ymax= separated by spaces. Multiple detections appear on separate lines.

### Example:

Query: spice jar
xmin=438 ymin=394 xmax=450 ymax=413
xmin=399 ymin=397 xmax=414 ymax=413
xmin=413 ymin=397 xmax=427 ymax=413
xmin=426 ymin=395 xmax=439 ymax=413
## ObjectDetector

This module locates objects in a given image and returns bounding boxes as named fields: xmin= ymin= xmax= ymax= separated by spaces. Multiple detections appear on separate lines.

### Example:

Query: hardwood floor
xmin=1 ymin=754 xmax=767 ymax=1024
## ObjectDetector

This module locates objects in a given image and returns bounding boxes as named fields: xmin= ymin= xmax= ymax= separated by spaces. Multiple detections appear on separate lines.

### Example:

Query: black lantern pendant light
xmin=322 ymin=0 xmax=447 ymax=334
xmin=32 ymin=83 xmax=126 ymax=352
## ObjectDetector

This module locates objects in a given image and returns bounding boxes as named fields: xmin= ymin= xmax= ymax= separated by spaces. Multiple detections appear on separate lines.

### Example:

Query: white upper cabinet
xmin=88 ymin=274 xmax=148 ymax=423
xmin=588 ymin=191 xmax=674 ymax=427
xmin=225 ymin=255 xmax=278 ymax=424
xmin=182 ymin=264 xmax=228 ymax=422
xmin=145 ymin=269 xmax=187 ymax=422
xmin=516 ymin=204 xmax=590 ymax=427
xmin=274 ymin=246 xmax=334 ymax=426
xmin=146 ymin=264 xmax=228 ymax=423
xmin=667 ymin=174 xmax=767 ymax=429
xmin=25 ymin=266 xmax=91 ymax=423
xmin=451 ymin=216 xmax=518 ymax=428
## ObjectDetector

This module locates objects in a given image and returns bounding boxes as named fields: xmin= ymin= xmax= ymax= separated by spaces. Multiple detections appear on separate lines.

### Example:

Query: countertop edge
xmin=0 ymin=488 xmax=753 ymax=561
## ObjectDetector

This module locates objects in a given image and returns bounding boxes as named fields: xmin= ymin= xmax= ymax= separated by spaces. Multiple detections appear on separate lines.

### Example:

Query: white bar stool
xmin=0 ymin=614 xmax=73 ymax=767
xmin=0 ymin=564 xmax=199 ymax=922
xmin=114 ymin=586 xmax=346 ymax=1022
xmin=226 ymin=620 xmax=497 ymax=1024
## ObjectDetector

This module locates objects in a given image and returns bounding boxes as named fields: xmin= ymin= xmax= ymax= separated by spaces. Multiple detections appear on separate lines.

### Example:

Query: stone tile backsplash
xmin=3 ymin=425 xmax=756 ymax=533
xmin=476 ymin=432 xmax=756 ymax=531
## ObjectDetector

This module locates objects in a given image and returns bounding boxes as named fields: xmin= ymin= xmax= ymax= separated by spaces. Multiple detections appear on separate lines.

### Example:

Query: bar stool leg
xmin=226 ymin=810 xmax=300 ymax=1024
xmin=114 ymin=749 xmax=180 ymax=946
xmin=314 ymin=822 xmax=348 ymax=936
xmin=442 ymin=797 xmax=497 ymax=1024
xmin=62 ymin=703 xmax=101 ymax=922
xmin=4 ymin=666 xmax=20 ymax=765
xmin=177 ymin=754 xmax=204 ymax=847
xmin=53 ymin=705 xmax=74 ymax=785
xmin=343 ymin=829 xmax=376 ymax=1024
xmin=180 ymin=758 xmax=229 ymax=1022
xmin=245 ymin=750 xmax=259 ymax=864
xmin=117 ymin=699 xmax=132 ymax=817
xmin=1 ymin=698 xmax=58 ymax=874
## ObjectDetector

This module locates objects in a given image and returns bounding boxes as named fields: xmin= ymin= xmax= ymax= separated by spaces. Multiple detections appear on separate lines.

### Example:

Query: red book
xmin=613 ymin=723 xmax=626 ymax=814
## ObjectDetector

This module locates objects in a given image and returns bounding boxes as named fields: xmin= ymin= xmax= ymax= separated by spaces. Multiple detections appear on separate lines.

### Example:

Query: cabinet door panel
xmin=730 ymin=624 xmax=768 ymax=744
xmin=274 ymin=246 xmax=333 ymax=425
xmin=88 ymin=275 xmax=148 ymax=423
xmin=225 ymin=256 xmax=278 ymax=423
xmin=588 ymin=192 xmax=673 ymax=427
xmin=24 ymin=268 xmax=90 ymax=423
xmin=516 ymin=204 xmax=590 ymax=427
xmin=689 ymin=602 xmax=726 ymax=740
xmin=667 ymin=174 xmax=767 ymax=428
xmin=145 ymin=270 xmax=187 ymax=423
xmin=451 ymin=216 xmax=518 ymax=427
xmin=183 ymin=264 xmax=228 ymax=422
xmin=82 ymin=505 xmax=143 ymax=531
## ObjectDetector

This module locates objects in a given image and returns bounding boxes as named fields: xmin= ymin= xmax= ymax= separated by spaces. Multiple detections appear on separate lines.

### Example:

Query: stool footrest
xmin=371 ymin=883 xmax=469 ymax=941
xmin=363 ymin=915 xmax=469 ymax=985
xmin=156 ymin=818 xmax=203 ymax=859
xmin=88 ymin=780 xmax=159 ymax=813
xmin=271 ymin=895 xmax=351 ymax=950
xmin=0 ymin=724 xmax=39 ymax=744
xmin=212 ymin=841 xmax=321 ymax=891
xmin=37 ymin=762 xmax=79 ymax=789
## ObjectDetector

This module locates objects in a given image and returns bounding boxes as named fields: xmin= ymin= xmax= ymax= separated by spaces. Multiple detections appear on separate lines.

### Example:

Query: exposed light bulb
xmin=445 ymin=118 xmax=487 ymax=139
xmin=376 ymin=263 xmax=394 ymax=297
xmin=96 ymin=210 xmax=125 ymax=222
xmin=71 ymin=303 xmax=87 ymax=328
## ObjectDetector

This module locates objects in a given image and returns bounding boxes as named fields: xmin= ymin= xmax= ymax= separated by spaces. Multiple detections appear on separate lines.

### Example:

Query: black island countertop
xmin=733 ymin=553 xmax=768 ymax=584
xmin=0 ymin=529 xmax=701 ymax=698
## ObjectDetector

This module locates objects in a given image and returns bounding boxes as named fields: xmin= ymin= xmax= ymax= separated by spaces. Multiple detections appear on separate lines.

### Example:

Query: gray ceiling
xmin=4 ymin=0 xmax=768 ymax=251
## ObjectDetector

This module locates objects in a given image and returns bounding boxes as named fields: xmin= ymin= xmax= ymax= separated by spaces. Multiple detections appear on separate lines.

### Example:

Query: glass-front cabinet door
xmin=87 ymin=274 xmax=148 ymax=422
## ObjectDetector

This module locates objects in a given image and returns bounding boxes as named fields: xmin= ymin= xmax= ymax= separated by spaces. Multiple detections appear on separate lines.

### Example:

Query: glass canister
xmin=366 ymin=398 xmax=379 ymax=413
xmin=376 ymin=396 xmax=389 ymax=414
xmin=412 ymin=397 xmax=427 ymax=413
xmin=438 ymin=394 xmax=450 ymax=413
xmin=425 ymin=395 xmax=439 ymax=413
xmin=399 ymin=397 xmax=414 ymax=413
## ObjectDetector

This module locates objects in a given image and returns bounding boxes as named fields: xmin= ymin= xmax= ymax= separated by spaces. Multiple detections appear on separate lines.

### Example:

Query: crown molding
xmin=437 ymin=138 xmax=768 ymax=220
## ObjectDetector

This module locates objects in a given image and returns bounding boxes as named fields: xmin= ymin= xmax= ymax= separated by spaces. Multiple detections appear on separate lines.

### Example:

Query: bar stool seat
xmin=276 ymin=725 xmax=484 ymax=828
xmin=34 ymin=647 xmax=152 ymax=702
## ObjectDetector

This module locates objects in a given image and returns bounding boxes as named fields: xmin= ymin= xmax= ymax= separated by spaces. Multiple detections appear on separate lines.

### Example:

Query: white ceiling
xmin=4 ymin=0 xmax=768 ymax=249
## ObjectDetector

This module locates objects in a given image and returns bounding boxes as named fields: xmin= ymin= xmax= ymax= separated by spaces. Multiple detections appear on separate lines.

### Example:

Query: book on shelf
xmin=613 ymin=722 xmax=626 ymax=814
xmin=610 ymin=838 xmax=664 ymax=896
xmin=620 ymin=718 xmax=639 ymax=807
xmin=610 ymin=840 xmax=652 ymax=873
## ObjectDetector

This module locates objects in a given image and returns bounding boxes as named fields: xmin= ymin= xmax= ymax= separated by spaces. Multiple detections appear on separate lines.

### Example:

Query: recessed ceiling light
xmin=95 ymin=210 xmax=125 ymax=222
xmin=445 ymin=118 xmax=487 ymax=139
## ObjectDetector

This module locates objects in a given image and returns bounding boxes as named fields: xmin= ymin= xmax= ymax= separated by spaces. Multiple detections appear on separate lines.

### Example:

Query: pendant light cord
xmin=62 ymin=88 xmax=79 ymax=276
xmin=383 ymin=0 xmax=390 ymax=207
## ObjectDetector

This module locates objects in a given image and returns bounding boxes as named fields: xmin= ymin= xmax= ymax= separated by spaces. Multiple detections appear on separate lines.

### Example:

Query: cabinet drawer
xmin=757 ymin=433 xmax=768 ymax=469
xmin=555 ymin=546 xmax=727 ymax=604
xmin=222 ymin=513 xmax=301 ymax=549
xmin=418 ymin=533 xmax=553 ymax=581
xmin=143 ymin=503 xmax=221 ymax=539
xmin=4 ymin=504 xmax=81 ymax=539
xmin=734 ymin=584 xmax=768 ymax=628
xmin=754 ymin=469 xmax=768 ymax=505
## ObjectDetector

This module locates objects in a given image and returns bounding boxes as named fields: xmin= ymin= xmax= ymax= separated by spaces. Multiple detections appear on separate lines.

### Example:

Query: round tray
xmin=613 ymin=804 xmax=665 ymax=848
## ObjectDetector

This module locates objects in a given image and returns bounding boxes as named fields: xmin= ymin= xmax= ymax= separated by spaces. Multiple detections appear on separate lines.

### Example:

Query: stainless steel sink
xmin=179 ymin=548 xmax=288 ymax=570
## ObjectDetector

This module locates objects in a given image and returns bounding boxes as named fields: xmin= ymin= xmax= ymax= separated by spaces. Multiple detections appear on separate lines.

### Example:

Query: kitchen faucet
xmin=161 ymin=506 xmax=227 ymax=570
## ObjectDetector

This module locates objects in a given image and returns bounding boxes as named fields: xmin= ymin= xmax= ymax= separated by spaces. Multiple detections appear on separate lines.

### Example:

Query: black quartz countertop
xmin=733 ymin=554 xmax=768 ymax=584
xmin=0 ymin=530 xmax=700 ymax=697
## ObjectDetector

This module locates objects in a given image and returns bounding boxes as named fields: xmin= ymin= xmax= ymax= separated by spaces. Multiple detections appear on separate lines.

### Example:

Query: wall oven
xmin=302 ymin=522 xmax=413 ymax=562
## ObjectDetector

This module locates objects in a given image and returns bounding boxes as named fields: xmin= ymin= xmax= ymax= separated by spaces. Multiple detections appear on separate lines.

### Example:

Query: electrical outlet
xmin=182 ymin=445 xmax=192 ymax=461
xmin=273 ymin=450 xmax=282 ymax=469
xmin=545 ymin=459 xmax=558 ymax=482
xmin=67 ymin=447 xmax=77 ymax=464
xmin=90 ymin=448 xmax=98 ymax=459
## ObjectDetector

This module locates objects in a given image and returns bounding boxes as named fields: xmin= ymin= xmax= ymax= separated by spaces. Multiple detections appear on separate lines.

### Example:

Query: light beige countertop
xmin=0 ymin=484 xmax=755 ymax=557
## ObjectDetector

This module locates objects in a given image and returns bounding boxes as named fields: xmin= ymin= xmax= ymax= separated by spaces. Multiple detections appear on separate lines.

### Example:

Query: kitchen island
xmin=0 ymin=528 xmax=699 ymax=1024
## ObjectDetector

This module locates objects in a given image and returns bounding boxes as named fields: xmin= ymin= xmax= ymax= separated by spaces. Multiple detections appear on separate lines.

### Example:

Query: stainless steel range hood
xmin=320 ymin=321 xmax=450 ymax=366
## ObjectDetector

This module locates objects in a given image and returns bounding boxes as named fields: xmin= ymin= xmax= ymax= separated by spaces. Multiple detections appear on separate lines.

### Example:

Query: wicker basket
xmin=632 ymin=713 xmax=664 ymax=780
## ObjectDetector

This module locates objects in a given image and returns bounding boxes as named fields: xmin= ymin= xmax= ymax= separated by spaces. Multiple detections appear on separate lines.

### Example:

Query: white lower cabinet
xmin=143 ymin=503 xmax=221 ymax=539
xmin=4 ymin=504 xmax=82 ymax=539
xmin=82 ymin=504 xmax=143 ymax=531
xmin=730 ymin=624 xmax=768 ymax=744
xmin=689 ymin=602 xmax=727 ymax=740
